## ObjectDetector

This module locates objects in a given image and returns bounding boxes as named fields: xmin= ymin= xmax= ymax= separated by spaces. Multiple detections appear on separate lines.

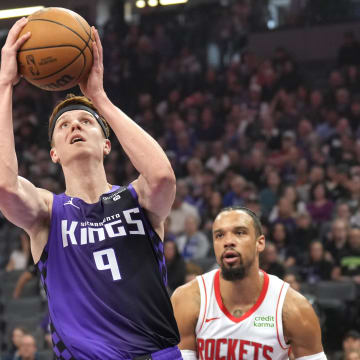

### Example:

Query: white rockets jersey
xmin=195 ymin=269 xmax=290 ymax=360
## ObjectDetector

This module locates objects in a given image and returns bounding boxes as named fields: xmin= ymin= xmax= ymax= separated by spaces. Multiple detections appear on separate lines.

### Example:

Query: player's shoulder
xmin=283 ymin=286 xmax=319 ymax=331
xmin=171 ymin=278 xmax=201 ymax=324
xmin=172 ymin=277 xmax=200 ymax=304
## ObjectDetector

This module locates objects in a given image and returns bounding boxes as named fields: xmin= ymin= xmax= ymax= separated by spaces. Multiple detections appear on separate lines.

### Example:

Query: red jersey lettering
xmin=263 ymin=345 xmax=274 ymax=360
xmin=198 ymin=338 xmax=205 ymax=360
xmin=227 ymin=339 xmax=238 ymax=360
xmin=216 ymin=338 xmax=227 ymax=360
xmin=239 ymin=340 xmax=251 ymax=360
xmin=206 ymin=339 xmax=215 ymax=360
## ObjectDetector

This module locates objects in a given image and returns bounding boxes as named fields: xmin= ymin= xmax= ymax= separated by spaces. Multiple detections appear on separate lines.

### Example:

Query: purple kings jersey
xmin=36 ymin=185 xmax=180 ymax=360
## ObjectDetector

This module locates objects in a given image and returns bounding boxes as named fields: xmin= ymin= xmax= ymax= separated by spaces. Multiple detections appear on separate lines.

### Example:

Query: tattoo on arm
xmin=232 ymin=309 xmax=244 ymax=318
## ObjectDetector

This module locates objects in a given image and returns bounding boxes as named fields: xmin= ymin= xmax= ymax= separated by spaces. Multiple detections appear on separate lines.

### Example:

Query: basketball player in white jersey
xmin=171 ymin=206 xmax=326 ymax=360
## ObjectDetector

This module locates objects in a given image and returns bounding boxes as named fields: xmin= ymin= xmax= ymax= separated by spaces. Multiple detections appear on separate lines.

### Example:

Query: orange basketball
xmin=17 ymin=7 xmax=94 ymax=91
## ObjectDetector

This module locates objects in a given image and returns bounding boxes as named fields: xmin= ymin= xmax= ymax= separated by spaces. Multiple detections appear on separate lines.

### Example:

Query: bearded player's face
xmin=212 ymin=210 xmax=264 ymax=281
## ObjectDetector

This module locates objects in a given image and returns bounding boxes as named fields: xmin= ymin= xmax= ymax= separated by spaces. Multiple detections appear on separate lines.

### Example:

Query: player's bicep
xmin=283 ymin=288 xmax=324 ymax=358
xmin=0 ymin=176 xmax=51 ymax=232
xmin=171 ymin=283 xmax=199 ymax=351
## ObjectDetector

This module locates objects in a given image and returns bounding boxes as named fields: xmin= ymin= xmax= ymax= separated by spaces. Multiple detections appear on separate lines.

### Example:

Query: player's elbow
xmin=150 ymin=167 xmax=176 ymax=194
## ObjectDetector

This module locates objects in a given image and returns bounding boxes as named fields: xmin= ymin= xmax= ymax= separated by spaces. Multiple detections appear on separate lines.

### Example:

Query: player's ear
xmin=256 ymin=235 xmax=266 ymax=253
xmin=103 ymin=139 xmax=111 ymax=156
xmin=50 ymin=147 xmax=60 ymax=164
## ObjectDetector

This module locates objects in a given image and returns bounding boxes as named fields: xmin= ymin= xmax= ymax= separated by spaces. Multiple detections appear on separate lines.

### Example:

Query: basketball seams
xmin=18 ymin=8 xmax=93 ymax=91
xmin=24 ymin=18 xmax=93 ymax=83
xmin=20 ymin=19 xmax=92 ymax=86
xmin=26 ymin=18 xmax=89 ymax=48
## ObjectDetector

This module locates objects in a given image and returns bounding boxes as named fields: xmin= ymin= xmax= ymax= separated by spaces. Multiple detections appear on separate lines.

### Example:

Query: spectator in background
xmin=332 ymin=226 xmax=360 ymax=284
xmin=205 ymin=140 xmax=230 ymax=176
xmin=293 ymin=211 xmax=319 ymax=251
xmin=184 ymin=261 xmax=204 ymax=283
xmin=176 ymin=214 xmax=210 ymax=261
xmin=6 ymin=231 xmax=31 ymax=272
xmin=164 ymin=240 xmax=186 ymax=294
xmin=345 ymin=351 xmax=360 ymax=360
xmin=202 ymin=190 xmax=223 ymax=231
xmin=168 ymin=182 xmax=200 ymax=235
xmin=333 ymin=330 xmax=360 ymax=360
xmin=222 ymin=175 xmax=247 ymax=207
xmin=337 ymin=31 xmax=360 ymax=68
xmin=325 ymin=218 xmax=349 ymax=263
xmin=300 ymin=240 xmax=334 ymax=283
xmin=270 ymin=196 xmax=297 ymax=235
xmin=259 ymin=241 xmax=285 ymax=278
xmin=306 ymin=182 xmax=334 ymax=224
xmin=270 ymin=222 xmax=297 ymax=268
xmin=3 ymin=327 xmax=28 ymax=360
xmin=259 ymin=169 xmax=281 ymax=216
xmin=12 ymin=265 xmax=39 ymax=299
xmin=16 ymin=334 xmax=38 ymax=360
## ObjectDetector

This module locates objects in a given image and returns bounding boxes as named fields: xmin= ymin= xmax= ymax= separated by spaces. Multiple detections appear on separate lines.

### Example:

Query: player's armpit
xmin=283 ymin=287 xmax=324 ymax=359
xmin=171 ymin=280 xmax=200 ymax=352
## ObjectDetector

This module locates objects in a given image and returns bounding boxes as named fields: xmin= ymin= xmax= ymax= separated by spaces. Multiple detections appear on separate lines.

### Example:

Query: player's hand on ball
xmin=0 ymin=17 xmax=31 ymax=86
xmin=79 ymin=27 xmax=105 ymax=101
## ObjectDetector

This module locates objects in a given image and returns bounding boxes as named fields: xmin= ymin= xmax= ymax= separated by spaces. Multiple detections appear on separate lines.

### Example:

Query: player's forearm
xmin=0 ymin=83 xmax=20 ymax=192
xmin=93 ymin=94 xmax=175 ymax=184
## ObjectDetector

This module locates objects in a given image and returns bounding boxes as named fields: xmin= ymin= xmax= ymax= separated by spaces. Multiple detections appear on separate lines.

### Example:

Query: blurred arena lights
xmin=159 ymin=0 xmax=188 ymax=5
xmin=135 ymin=0 xmax=188 ymax=7
xmin=135 ymin=0 xmax=146 ymax=8
xmin=0 ymin=6 xmax=44 ymax=19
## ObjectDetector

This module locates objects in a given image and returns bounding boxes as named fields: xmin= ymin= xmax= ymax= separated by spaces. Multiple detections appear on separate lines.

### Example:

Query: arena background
xmin=0 ymin=0 xmax=360 ymax=359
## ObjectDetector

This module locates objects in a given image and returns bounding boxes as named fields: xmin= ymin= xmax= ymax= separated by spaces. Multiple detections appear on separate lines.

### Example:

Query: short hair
xmin=48 ymin=94 xmax=110 ymax=143
xmin=217 ymin=206 xmax=263 ymax=238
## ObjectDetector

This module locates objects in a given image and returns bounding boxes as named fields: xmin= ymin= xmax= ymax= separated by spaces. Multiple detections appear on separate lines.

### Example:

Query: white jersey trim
xmin=276 ymin=280 xmax=290 ymax=350
xmin=195 ymin=273 xmax=208 ymax=334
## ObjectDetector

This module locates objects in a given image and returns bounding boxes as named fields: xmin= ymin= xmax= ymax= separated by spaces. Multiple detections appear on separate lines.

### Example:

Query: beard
xmin=220 ymin=250 xmax=253 ymax=281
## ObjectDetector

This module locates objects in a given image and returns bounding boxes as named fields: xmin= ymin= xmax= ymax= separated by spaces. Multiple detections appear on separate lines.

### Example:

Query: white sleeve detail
xmin=195 ymin=275 xmax=206 ymax=334
xmin=296 ymin=351 xmax=327 ymax=360
xmin=180 ymin=349 xmax=197 ymax=359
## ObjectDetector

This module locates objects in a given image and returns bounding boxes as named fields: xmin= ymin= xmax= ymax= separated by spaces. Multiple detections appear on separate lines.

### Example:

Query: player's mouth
xmin=70 ymin=135 xmax=86 ymax=144
xmin=221 ymin=250 xmax=241 ymax=265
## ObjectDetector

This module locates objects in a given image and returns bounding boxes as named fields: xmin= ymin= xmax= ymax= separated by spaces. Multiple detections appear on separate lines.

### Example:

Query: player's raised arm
xmin=283 ymin=287 xmax=326 ymax=360
xmin=79 ymin=28 xmax=176 ymax=231
xmin=0 ymin=18 xmax=51 ymax=249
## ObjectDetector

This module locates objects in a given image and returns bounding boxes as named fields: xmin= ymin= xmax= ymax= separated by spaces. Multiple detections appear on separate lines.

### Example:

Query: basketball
xmin=17 ymin=7 xmax=94 ymax=91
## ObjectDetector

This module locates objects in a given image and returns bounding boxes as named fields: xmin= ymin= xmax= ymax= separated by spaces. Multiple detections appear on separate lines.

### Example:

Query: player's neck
xmin=219 ymin=266 xmax=264 ymax=309
xmin=62 ymin=161 xmax=110 ymax=203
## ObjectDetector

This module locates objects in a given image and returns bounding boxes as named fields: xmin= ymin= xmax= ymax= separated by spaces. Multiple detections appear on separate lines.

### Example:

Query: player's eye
xmin=60 ymin=122 xmax=68 ymax=128
xmin=82 ymin=119 xmax=91 ymax=125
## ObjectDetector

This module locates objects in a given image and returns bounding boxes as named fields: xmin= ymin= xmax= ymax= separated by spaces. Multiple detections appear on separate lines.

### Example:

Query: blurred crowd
xmin=1 ymin=0 xmax=360 ymax=358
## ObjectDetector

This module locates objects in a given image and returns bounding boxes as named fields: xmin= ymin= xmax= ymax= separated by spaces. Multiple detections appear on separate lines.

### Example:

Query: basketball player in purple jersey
xmin=0 ymin=18 xmax=185 ymax=360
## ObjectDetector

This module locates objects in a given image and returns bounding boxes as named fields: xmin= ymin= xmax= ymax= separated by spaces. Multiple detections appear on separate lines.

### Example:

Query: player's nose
xmin=223 ymin=233 xmax=236 ymax=248
xmin=70 ymin=119 xmax=82 ymax=131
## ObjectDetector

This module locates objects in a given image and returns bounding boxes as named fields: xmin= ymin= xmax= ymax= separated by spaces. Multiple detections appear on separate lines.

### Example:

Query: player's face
xmin=212 ymin=210 xmax=265 ymax=281
xmin=50 ymin=110 xmax=110 ymax=165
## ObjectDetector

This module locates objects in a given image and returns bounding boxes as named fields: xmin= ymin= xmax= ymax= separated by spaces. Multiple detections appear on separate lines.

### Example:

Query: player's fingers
xmin=92 ymin=39 xmax=99 ymax=68
xmin=13 ymin=31 xmax=31 ymax=50
xmin=93 ymin=28 xmax=103 ymax=64
xmin=4 ymin=17 xmax=28 ymax=46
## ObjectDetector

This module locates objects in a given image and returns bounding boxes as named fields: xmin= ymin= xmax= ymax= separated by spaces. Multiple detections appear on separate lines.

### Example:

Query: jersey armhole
xmin=195 ymin=275 xmax=207 ymax=335
xmin=276 ymin=281 xmax=291 ymax=350
xmin=127 ymin=183 xmax=157 ymax=240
